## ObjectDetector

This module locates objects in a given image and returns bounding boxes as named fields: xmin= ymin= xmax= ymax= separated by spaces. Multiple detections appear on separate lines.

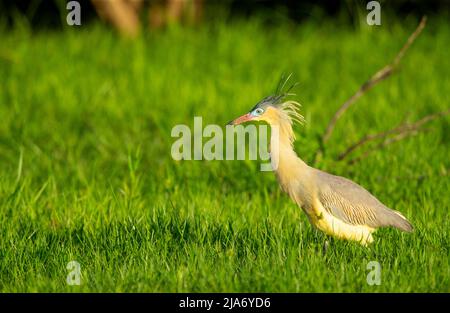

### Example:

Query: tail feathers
xmin=389 ymin=210 xmax=414 ymax=232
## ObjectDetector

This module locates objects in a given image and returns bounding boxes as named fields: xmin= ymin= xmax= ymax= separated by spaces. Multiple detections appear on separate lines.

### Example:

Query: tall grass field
xmin=0 ymin=16 xmax=448 ymax=292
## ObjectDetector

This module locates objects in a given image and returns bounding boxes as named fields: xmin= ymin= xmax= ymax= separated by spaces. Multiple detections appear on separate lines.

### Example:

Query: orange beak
xmin=227 ymin=113 xmax=253 ymax=125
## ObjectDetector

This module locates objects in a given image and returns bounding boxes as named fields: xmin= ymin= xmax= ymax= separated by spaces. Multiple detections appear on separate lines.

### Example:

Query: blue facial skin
xmin=248 ymin=95 xmax=280 ymax=115
xmin=251 ymin=107 xmax=264 ymax=117
xmin=227 ymin=92 xmax=286 ymax=126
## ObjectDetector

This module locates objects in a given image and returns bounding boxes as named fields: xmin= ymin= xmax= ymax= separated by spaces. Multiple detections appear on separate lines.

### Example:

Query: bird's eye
xmin=253 ymin=108 xmax=264 ymax=116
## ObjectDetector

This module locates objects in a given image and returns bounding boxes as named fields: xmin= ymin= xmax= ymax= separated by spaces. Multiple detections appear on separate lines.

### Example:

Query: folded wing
xmin=315 ymin=170 xmax=413 ymax=232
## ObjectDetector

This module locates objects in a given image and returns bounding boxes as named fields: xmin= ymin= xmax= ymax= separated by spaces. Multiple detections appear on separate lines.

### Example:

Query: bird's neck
xmin=269 ymin=119 xmax=308 ymax=173
xmin=269 ymin=118 xmax=312 ymax=207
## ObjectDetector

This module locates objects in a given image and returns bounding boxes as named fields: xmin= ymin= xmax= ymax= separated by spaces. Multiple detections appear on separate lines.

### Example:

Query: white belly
xmin=310 ymin=202 xmax=375 ymax=246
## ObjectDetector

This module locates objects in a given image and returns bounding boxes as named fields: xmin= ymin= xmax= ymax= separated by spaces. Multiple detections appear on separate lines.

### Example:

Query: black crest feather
xmin=252 ymin=73 xmax=299 ymax=110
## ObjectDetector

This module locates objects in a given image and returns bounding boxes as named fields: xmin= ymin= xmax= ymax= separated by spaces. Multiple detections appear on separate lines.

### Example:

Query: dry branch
xmin=314 ymin=16 xmax=427 ymax=164
xmin=337 ymin=108 xmax=450 ymax=161
xmin=346 ymin=130 xmax=425 ymax=165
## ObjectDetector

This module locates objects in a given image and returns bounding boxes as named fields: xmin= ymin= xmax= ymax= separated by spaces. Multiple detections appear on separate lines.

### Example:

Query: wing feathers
xmin=315 ymin=170 xmax=413 ymax=232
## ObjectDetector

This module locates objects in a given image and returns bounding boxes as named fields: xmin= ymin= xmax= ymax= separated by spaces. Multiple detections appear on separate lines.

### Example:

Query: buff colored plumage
xmin=228 ymin=77 xmax=413 ymax=246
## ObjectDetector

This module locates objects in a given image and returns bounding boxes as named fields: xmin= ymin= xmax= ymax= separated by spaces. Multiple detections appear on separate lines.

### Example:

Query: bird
xmin=228 ymin=76 xmax=413 ymax=246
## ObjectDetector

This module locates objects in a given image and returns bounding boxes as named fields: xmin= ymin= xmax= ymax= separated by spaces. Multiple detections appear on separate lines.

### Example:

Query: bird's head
xmin=227 ymin=75 xmax=304 ymax=128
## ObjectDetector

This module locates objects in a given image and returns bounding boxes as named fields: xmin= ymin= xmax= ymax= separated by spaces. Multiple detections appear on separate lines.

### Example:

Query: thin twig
xmin=337 ymin=108 xmax=450 ymax=161
xmin=322 ymin=16 xmax=427 ymax=143
xmin=314 ymin=16 xmax=427 ymax=163
xmin=347 ymin=130 xmax=424 ymax=165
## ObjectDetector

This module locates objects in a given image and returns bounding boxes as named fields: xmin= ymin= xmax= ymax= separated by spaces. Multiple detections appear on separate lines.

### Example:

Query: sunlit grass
xmin=0 ymin=17 xmax=448 ymax=292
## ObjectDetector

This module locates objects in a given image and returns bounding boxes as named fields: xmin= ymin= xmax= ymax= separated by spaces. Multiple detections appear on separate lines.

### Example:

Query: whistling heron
xmin=228 ymin=77 xmax=413 ymax=245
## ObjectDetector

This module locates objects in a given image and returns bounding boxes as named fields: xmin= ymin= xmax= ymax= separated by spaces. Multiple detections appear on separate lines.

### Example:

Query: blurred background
xmin=0 ymin=0 xmax=448 ymax=220
xmin=0 ymin=0 xmax=449 ymax=292
xmin=0 ymin=1 xmax=448 ymax=34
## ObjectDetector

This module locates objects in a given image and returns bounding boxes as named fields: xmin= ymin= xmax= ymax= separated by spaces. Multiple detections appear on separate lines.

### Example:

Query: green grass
xmin=0 ymin=16 xmax=449 ymax=292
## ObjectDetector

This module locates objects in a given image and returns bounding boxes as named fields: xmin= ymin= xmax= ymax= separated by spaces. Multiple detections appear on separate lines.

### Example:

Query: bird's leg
xmin=322 ymin=239 xmax=330 ymax=255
